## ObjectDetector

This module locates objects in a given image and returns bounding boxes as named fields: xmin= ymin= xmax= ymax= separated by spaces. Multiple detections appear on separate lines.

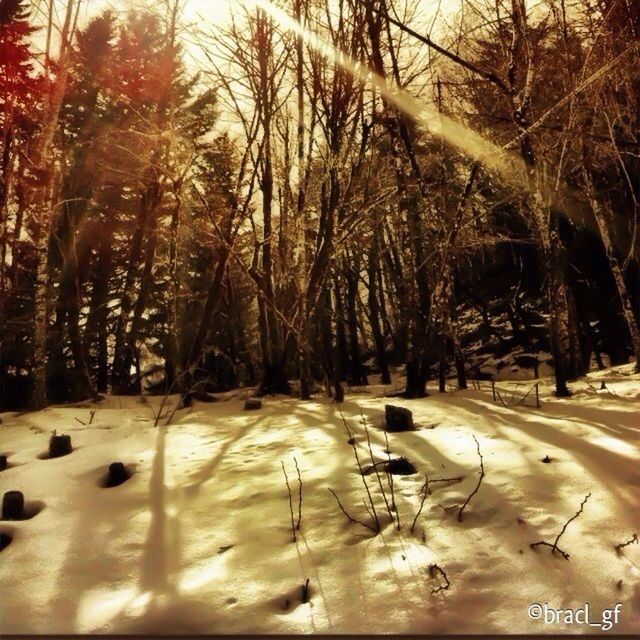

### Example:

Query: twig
xmin=411 ymin=474 xmax=429 ymax=534
xmin=509 ymin=382 xmax=521 ymax=405
xmin=282 ymin=461 xmax=297 ymax=542
xmin=362 ymin=414 xmax=394 ymax=526
xmin=328 ymin=488 xmax=377 ymax=534
xmin=340 ymin=412 xmax=380 ymax=532
xmin=495 ymin=388 xmax=508 ymax=407
xmin=362 ymin=497 xmax=375 ymax=521
xmin=515 ymin=383 xmax=537 ymax=407
xmin=529 ymin=540 xmax=571 ymax=560
xmin=383 ymin=431 xmax=398 ymax=518
xmin=429 ymin=564 xmax=450 ymax=594
xmin=75 ymin=408 xmax=96 ymax=426
xmin=615 ymin=533 xmax=638 ymax=555
xmin=458 ymin=436 xmax=485 ymax=522
xmin=530 ymin=493 xmax=592 ymax=560
xmin=438 ymin=503 xmax=459 ymax=514
xmin=294 ymin=457 xmax=302 ymax=530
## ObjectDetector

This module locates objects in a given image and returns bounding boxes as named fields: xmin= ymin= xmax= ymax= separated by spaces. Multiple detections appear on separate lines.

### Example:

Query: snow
xmin=1 ymin=366 xmax=639 ymax=634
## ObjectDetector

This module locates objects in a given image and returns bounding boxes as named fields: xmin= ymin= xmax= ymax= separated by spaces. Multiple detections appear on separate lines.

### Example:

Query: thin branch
xmin=340 ymin=412 xmax=380 ymax=532
xmin=328 ymin=488 xmax=377 ymax=534
xmin=370 ymin=4 xmax=508 ymax=91
xmin=615 ymin=533 xmax=638 ymax=556
xmin=458 ymin=435 xmax=485 ymax=522
xmin=362 ymin=413 xmax=394 ymax=525
xmin=294 ymin=457 xmax=303 ymax=530
xmin=530 ymin=493 xmax=592 ymax=560
xmin=411 ymin=474 xmax=429 ymax=534
xmin=383 ymin=430 xmax=398 ymax=518
xmin=282 ymin=460 xmax=297 ymax=542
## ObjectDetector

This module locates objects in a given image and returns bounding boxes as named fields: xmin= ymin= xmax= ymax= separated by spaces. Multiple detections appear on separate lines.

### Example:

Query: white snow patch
xmin=1 ymin=367 xmax=639 ymax=634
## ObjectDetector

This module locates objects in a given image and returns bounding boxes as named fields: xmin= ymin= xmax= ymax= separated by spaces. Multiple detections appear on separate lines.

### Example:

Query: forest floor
xmin=1 ymin=365 xmax=639 ymax=634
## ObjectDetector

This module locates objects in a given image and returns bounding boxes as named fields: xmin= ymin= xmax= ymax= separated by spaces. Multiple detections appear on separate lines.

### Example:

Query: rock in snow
xmin=384 ymin=404 xmax=414 ymax=431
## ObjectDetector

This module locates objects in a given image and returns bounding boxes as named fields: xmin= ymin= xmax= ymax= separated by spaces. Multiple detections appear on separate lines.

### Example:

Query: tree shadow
xmin=181 ymin=411 xmax=273 ymax=498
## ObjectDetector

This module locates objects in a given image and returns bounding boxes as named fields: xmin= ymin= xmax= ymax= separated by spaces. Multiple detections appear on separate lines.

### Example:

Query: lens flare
xmin=242 ymin=0 xmax=526 ymax=186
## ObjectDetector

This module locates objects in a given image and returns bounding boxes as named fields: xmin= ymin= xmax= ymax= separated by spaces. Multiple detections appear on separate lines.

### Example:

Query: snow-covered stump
xmin=244 ymin=399 xmax=262 ymax=411
xmin=2 ymin=491 xmax=24 ymax=520
xmin=0 ymin=455 xmax=7 ymax=471
xmin=48 ymin=434 xmax=72 ymax=458
xmin=0 ymin=532 xmax=11 ymax=552
xmin=384 ymin=405 xmax=413 ymax=432
xmin=102 ymin=462 xmax=131 ymax=488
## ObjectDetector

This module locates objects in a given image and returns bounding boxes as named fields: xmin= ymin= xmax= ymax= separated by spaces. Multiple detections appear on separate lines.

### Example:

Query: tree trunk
xmin=365 ymin=7 xmax=428 ymax=397
xmin=186 ymin=247 xmax=231 ymax=372
xmin=84 ymin=236 xmax=111 ymax=393
xmin=583 ymin=167 xmax=640 ymax=371
xmin=294 ymin=0 xmax=312 ymax=400
xmin=26 ymin=0 xmax=77 ymax=408
xmin=111 ymin=179 xmax=161 ymax=393
xmin=164 ymin=190 xmax=183 ymax=390
xmin=333 ymin=277 xmax=349 ymax=383
xmin=345 ymin=259 xmax=367 ymax=386
xmin=543 ymin=215 xmax=572 ymax=396
xmin=368 ymin=235 xmax=391 ymax=384
xmin=255 ymin=10 xmax=289 ymax=397
xmin=118 ymin=224 xmax=159 ymax=395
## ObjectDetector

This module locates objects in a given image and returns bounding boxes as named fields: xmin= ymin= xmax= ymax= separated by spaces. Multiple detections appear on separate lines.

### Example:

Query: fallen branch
xmin=615 ymin=533 xmax=638 ymax=555
xmin=458 ymin=436 xmax=485 ymax=522
xmin=429 ymin=564 xmax=450 ymax=594
xmin=328 ymin=488 xmax=377 ymax=534
xmin=530 ymin=492 xmax=592 ymax=560
xmin=282 ymin=461 xmax=297 ymax=542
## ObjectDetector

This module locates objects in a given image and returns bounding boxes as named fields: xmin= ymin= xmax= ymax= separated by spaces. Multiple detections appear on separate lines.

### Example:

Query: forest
xmin=0 ymin=0 xmax=638 ymax=408
xmin=0 ymin=0 xmax=639 ymax=636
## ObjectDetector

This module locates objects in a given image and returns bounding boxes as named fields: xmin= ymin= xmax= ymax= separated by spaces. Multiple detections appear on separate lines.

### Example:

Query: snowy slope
xmin=1 ymin=366 xmax=639 ymax=634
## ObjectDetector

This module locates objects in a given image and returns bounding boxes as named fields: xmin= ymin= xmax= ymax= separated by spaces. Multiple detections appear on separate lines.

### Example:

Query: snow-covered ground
xmin=1 ymin=366 xmax=639 ymax=634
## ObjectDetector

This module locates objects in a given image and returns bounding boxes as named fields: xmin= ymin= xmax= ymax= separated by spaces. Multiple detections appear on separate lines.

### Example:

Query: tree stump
xmin=2 ymin=491 xmax=24 ymax=520
xmin=49 ymin=434 xmax=72 ymax=458
xmin=0 ymin=455 xmax=7 ymax=471
xmin=105 ymin=462 xmax=130 ymax=488
xmin=384 ymin=405 xmax=414 ymax=432
xmin=0 ymin=532 xmax=11 ymax=552
xmin=244 ymin=399 xmax=262 ymax=411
